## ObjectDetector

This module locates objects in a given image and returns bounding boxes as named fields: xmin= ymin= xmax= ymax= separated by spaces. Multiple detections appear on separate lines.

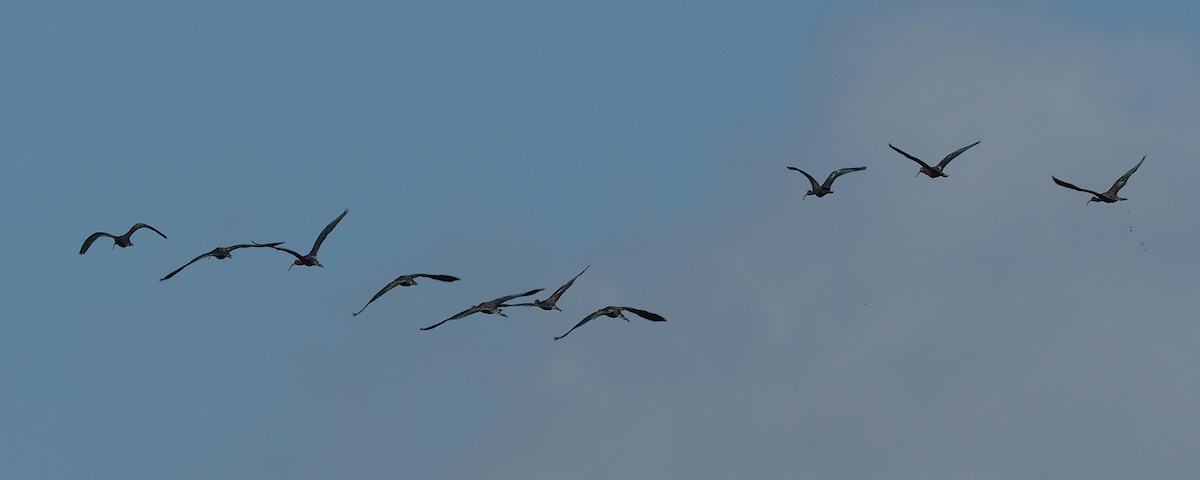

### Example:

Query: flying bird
xmin=79 ymin=223 xmax=167 ymax=254
xmin=420 ymin=288 xmax=544 ymax=331
xmin=554 ymin=305 xmax=666 ymax=340
xmin=1052 ymin=156 xmax=1145 ymax=205
xmin=352 ymin=273 xmax=461 ymax=316
xmin=159 ymin=242 xmax=285 ymax=281
xmin=888 ymin=141 xmax=980 ymax=178
xmin=267 ymin=209 xmax=348 ymax=269
xmin=786 ymin=166 xmax=866 ymax=198
xmin=507 ymin=265 xmax=589 ymax=311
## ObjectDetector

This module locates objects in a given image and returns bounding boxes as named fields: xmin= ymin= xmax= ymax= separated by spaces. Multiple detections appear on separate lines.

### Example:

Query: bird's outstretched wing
xmin=353 ymin=283 xmax=398 ymax=316
xmin=888 ymin=144 xmax=934 ymax=170
xmin=620 ymin=306 xmax=667 ymax=322
xmin=229 ymin=241 xmax=284 ymax=251
xmin=160 ymin=250 xmax=218 ymax=281
xmin=1052 ymin=176 xmax=1105 ymax=198
xmin=308 ymin=209 xmax=348 ymax=257
xmin=127 ymin=223 xmax=168 ymax=239
xmin=494 ymin=288 xmax=544 ymax=305
xmin=822 ymin=167 xmax=867 ymax=189
xmin=1106 ymin=155 xmax=1145 ymax=196
xmin=421 ymin=305 xmax=486 ymax=330
xmin=542 ymin=266 xmax=589 ymax=305
xmin=160 ymin=242 xmax=283 ymax=281
xmin=267 ymin=245 xmax=306 ymax=260
xmin=554 ymin=308 xmax=611 ymax=340
xmin=936 ymin=141 xmax=981 ymax=169
xmin=79 ymin=232 xmax=115 ymax=254
xmin=786 ymin=167 xmax=821 ymax=191
xmin=413 ymin=274 xmax=460 ymax=282
xmin=353 ymin=276 xmax=409 ymax=316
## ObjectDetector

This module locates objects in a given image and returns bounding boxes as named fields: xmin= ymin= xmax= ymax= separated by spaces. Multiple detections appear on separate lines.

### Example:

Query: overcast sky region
xmin=4 ymin=1 xmax=1200 ymax=478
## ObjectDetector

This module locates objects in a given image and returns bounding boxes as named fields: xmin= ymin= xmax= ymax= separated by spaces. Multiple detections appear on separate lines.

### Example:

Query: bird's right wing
xmin=786 ymin=167 xmax=822 ymax=190
xmin=228 ymin=241 xmax=285 ymax=251
xmin=308 ymin=209 xmax=348 ymax=257
xmin=494 ymin=288 xmax=544 ymax=305
xmin=414 ymin=274 xmax=460 ymax=282
xmin=545 ymin=265 xmax=589 ymax=303
xmin=160 ymin=251 xmax=215 ymax=281
xmin=267 ymin=245 xmax=306 ymax=260
xmin=936 ymin=141 xmax=981 ymax=169
xmin=621 ymin=307 xmax=667 ymax=322
xmin=128 ymin=223 xmax=168 ymax=239
xmin=1052 ymin=176 xmax=1104 ymax=197
xmin=1106 ymin=155 xmax=1145 ymax=195
xmin=888 ymin=144 xmax=933 ymax=170
xmin=421 ymin=305 xmax=484 ymax=330
xmin=79 ymin=232 xmax=115 ymax=254
xmin=554 ymin=309 xmax=609 ymax=340
xmin=353 ymin=279 xmax=403 ymax=316
xmin=823 ymin=167 xmax=867 ymax=188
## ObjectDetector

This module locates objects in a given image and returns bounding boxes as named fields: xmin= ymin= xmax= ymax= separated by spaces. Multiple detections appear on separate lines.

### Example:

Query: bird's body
xmin=889 ymin=141 xmax=980 ymax=178
xmin=1052 ymin=156 xmax=1145 ymax=205
xmin=554 ymin=305 xmax=666 ymax=340
xmin=787 ymin=166 xmax=866 ymax=198
xmin=508 ymin=265 xmax=589 ymax=311
xmin=420 ymin=288 xmax=544 ymax=330
xmin=160 ymin=242 xmax=285 ymax=281
xmin=352 ymin=273 xmax=460 ymax=316
xmin=79 ymin=223 xmax=167 ymax=254
xmin=268 ymin=209 xmax=348 ymax=269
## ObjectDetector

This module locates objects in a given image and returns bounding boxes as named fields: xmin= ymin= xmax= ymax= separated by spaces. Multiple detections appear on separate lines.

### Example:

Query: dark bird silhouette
xmin=1052 ymin=156 xmax=1145 ymax=205
xmin=554 ymin=305 xmax=666 ymax=340
xmin=352 ymin=273 xmax=461 ymax=316
xmin=507 ymin=265 xmax=589 ymax=311
xmin=889 ymin=141 xmax=980 ymax=178
xmin=786 ymin=166 xmax=866 ymax=198
xmin=79 ymin=223 xmax=167 ymax=254
xmin=420 ymin=288 xmax=544 ymax=331
xmin=159 ymin=242 xmax=285 ymax=281
xmin=267 ymin=209 xmax=348 ymax=269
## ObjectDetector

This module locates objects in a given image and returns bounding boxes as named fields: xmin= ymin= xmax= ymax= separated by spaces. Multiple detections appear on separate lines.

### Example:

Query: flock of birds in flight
xmin=79 ymin=140 xmax=1146 ymax=339
xmin=788 ymin=140 xmax=1145 ymax=205
xmin=79 ymin=210 xmax=664 ymax=340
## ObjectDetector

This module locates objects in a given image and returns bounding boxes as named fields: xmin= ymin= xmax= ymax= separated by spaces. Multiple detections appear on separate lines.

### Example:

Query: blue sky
xmin=4 ymin=1 xmax=1200 ymax=478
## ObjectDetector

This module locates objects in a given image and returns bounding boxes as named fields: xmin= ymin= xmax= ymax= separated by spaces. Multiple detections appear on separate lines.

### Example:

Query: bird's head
xmin=803 ymin=190 xmax=814 ymax=199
